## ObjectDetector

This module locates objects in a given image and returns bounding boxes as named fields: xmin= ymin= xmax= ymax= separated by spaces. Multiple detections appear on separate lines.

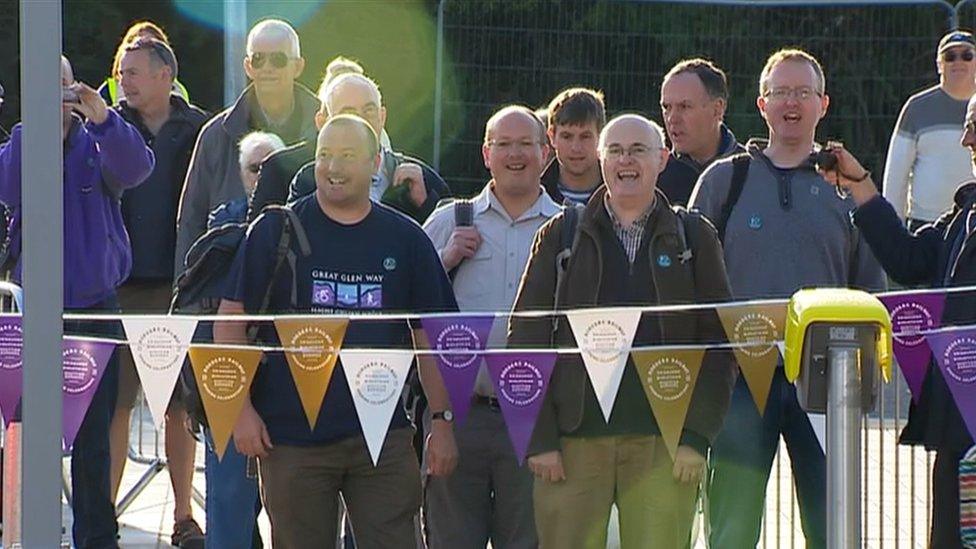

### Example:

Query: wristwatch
xmin=431 ymin=410 xmax=454 ymax=423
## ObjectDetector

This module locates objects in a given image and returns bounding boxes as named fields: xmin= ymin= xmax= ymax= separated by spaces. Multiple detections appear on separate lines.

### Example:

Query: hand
xmin=817 ymin=143 xmax=877 ymax=206
xmin=528 ymin=450 xmax=565 ymax=483
xmin=393 ymin=162 xmax=427 ymax=208
xmin=672 ymin=445 xmax=705 ymax=484
xmin=440 ymin=226 xmax=482 ymax=270
xmin=232 ymin=400 xmax=273 ymax=458
xmin=68 ymin=82 xmax=108 ymax=125
xmin=425 ymin=419 xmax=458 ymax=477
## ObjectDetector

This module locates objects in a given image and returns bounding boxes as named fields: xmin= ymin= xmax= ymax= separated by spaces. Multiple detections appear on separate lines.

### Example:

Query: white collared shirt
xmin=424 ymin=183 xmax=563 ymax=395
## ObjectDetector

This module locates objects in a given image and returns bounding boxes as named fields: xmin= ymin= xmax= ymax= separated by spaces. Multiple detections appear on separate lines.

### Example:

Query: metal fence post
xmin=827 ymin=346 xmax=863 ymax=548
xmin=19 ymin=0 xmax=64 ymax=546
xmin=433 ymin=0 xmax=447 ymax=172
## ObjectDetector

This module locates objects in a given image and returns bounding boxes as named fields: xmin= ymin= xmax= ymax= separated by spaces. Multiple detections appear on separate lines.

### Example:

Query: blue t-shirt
xmin=227 ymin=194 xmax=458 ymax=446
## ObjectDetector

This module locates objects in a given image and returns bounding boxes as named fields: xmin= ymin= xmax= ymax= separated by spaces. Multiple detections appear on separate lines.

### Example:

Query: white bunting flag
xmin=122 ymin=317 xmax=199 ymax=429
xmin=340 ymin=349 xmax=414 ymax=465
xmin=567 ymin=309 xmax=642 ymax=422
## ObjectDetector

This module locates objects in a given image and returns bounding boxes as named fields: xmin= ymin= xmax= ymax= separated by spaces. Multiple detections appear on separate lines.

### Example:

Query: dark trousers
xmin=68 ymin=294 xmax=121 ymax=549
xmin=707 ymin=370 xmax=826 ymax=549
xmin=932 ymin=447 xmax=966 ymax=549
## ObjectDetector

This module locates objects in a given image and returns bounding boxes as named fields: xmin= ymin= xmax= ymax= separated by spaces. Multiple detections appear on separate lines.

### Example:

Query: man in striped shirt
xmin=540 ymin=87 xmax=606 ymax=205
xmin=883 ymin=30 xmax=976 ymax=230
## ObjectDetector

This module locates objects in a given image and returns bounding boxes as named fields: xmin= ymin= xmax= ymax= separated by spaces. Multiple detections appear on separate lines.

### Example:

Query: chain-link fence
xmin=434 ymin=0 xmax=957 ymax=196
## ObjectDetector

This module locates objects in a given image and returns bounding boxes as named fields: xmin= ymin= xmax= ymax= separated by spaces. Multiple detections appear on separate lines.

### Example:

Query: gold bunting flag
xmin=275 ymin=318 xmax=349 ymax=430
xmin=632 ymin=349 xmax=706 ymax=461
xmin=717 ymin=304 xmax=787 ymax=415
xmin=188 ymin=347 xmax=263 ymax=460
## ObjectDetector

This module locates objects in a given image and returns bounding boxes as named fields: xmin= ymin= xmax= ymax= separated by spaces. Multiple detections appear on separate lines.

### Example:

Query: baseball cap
xmin=939 ymin=30 xmax=976 ymax=54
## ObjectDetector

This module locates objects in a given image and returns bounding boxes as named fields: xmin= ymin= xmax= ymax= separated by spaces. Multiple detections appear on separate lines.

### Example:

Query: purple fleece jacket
xmin=0 ymin=109 xmax=154 ymax=307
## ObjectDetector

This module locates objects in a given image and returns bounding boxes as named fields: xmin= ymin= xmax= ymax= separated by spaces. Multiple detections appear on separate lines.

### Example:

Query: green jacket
xmin=509 ymin=186 xmax=737 ymax=456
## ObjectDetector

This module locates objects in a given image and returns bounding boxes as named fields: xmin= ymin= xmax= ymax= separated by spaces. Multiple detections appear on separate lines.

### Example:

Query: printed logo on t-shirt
xmin=311 ymin=269 xmax=384 ymax=312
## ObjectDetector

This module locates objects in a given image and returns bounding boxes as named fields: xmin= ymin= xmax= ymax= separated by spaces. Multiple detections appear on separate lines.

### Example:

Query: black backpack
xmin=172 ymin=204 xmax=311 ymax=428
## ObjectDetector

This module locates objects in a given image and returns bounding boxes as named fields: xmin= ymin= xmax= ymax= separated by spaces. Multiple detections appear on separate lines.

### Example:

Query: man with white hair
xmin=287 ymin=72 xmax=451 ymax=222
xmin=510 ymin=114 xmax=735 ymax=548
xmin=174 ymin=18 xmax=319 ymax=279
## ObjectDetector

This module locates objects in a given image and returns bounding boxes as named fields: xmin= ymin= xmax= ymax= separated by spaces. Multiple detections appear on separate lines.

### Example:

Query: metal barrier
xmin=433 ymin=0 xmax=955 ymax=196
xmin=116 ymin=394 xmax=206 ymax=517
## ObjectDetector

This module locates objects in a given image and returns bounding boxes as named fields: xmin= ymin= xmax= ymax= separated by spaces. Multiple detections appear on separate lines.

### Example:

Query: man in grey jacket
xmin=174 ymin=18 xmax=319 ymax=278
xmin=689 ymin=48 xmax=885 ymax=549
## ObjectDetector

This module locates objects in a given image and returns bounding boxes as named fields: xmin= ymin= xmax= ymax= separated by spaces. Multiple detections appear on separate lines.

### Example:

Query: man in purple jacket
xmin=0 ymin=55 xmax=154 ymax=549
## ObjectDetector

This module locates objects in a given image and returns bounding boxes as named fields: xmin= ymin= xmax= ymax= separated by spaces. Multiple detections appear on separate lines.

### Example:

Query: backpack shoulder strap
xmin=715 ymin=153 xmax=750 ymax=243
xmin=554 ymin=204 xmax=584 ymax=308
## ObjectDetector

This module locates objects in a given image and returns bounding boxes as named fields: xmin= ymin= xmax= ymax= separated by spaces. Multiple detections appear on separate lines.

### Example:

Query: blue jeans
xmin=68 ymin=295 xmax=121 ymax=549
xmin=205 ymin=429 xmax=263 ymax=548
xmin=707 ymin=369 xmax=826 ymax=549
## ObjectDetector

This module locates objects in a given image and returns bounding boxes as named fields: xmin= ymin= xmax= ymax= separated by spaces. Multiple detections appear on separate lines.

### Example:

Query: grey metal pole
xmin=827 ymin=346 xmax=862 ymax=548
xmin=223 ymin=1 xmax=248 ymax=106
xmin=433 ymin=0 xmax=446 ymax=171
xmin=19 ymin=0 xmax=64 ymax=546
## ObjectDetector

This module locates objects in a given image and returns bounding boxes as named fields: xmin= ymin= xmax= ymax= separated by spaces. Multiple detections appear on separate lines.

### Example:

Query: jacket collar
xmin=472 ymin=181 xmax=562 ymax=220
xmin=670 ymin=123 xmax=740 ymax=169
xmin=581 ymin=185 xmax=682 ymax=244
xmin=221 ymin=83 xmax=319 ymax=138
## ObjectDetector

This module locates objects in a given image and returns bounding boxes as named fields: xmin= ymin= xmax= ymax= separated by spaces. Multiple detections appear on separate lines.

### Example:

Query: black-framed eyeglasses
xmin=944 ymin=50 xmax=976 ymax=63
xmin=249 ymin=52 xmax=293 ymax=69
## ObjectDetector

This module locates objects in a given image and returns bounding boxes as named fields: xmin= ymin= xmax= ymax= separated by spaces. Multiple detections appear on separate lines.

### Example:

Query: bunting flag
xmin=717 ymin=303 xmax=787 ymax=415
xmin=567 ymin=309 xmax=641 ymax=422
xmin=340 ymin=349 xmax=414 ymax=465
xmin=275 ymin=318 xmax=349 ymax=430
xmin=62 ymin=338 xmax=117 ymax=450
xmin=927 ymin=328 xmax=976 ymax=441
xmin=808 ymin=413 xmax=826 ymax=454
xmin=632 ymin=349 xmax=706 ymax=460
xmin=121 ymin=317 xmax=199 ymax=430
xmin=188 ymin=347 xmax=263 ymax=460
xmin=879 ymin=293 xmax=946 ymax=402
xmin=420 ymin=315 xmax=496 ymax=426
xmin=0 ymin=317 xmax=22 ymax=426
xmin=484 ymin=352 xmax=557 ymax=464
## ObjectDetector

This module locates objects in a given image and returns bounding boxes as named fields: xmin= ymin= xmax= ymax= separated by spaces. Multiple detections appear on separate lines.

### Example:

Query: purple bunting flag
xmin=880 ymin=292 xmax=946 ymax=402
xmin=927 ymin=328 xmax=976 ymax=441
xmin=62 ymin=338 xmax=116 ymax=450
xmin=421 ymin=315 xmax=496 ymax=425
xmin=0 ymin=317 xmax=22 ymax=425
xmin=484 ymin=351 xmax=557 ymax=464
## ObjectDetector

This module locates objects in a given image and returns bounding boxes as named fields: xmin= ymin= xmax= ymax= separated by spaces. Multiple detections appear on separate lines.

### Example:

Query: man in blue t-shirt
xmin=215 ymin=114 xmax=459 ymax=547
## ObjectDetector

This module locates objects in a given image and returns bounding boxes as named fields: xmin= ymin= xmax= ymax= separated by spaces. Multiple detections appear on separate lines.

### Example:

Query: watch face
xmin=444 ymin=409 xmax=454 ymax=422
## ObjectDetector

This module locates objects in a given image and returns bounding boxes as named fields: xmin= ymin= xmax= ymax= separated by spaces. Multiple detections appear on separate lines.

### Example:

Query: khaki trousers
xmin=533 ymin=435 xmax=698 ymax=549
xmin=259 ymin=428 xmax=421 ymax=549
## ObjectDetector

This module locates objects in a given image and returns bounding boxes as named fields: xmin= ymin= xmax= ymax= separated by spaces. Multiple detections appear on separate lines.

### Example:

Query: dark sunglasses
xmin=944 ymin=50 xmax=976 ymax=62
xmin=249 ymin=51 xmax=292 ymax=69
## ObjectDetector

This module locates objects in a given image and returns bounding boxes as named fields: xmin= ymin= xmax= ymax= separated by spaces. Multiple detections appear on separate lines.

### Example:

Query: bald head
xmin=321 ymin=73 xmax=386 ymax=138
xmin=484 ymin=105 xmax=546 ymax=145
xmin=599 ymin=114 xmax=665 ymax=151
xmin=61 ymin=55 xmax=74 ymax=86
xmin=317 ymin=114 xmax=379 ymax=159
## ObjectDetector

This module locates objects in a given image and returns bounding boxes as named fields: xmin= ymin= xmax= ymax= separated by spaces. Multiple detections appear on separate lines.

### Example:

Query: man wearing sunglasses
xmin=884 ymin=30 xmax=976 ymax=231
xmin=109 ymin=37 xmax=209 ymax=549
xmin=175 ymin=18 xmax=319 ymax=283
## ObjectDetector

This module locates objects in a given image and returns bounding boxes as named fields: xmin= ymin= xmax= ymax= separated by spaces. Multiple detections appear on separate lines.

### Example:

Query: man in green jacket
xmin=510 ymin=114 xmax=736 ymax=548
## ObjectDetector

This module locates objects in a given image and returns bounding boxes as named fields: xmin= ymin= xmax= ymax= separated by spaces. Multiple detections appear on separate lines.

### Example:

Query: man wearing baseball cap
xmin=883 ymin=30 xmax=976 ymax=229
